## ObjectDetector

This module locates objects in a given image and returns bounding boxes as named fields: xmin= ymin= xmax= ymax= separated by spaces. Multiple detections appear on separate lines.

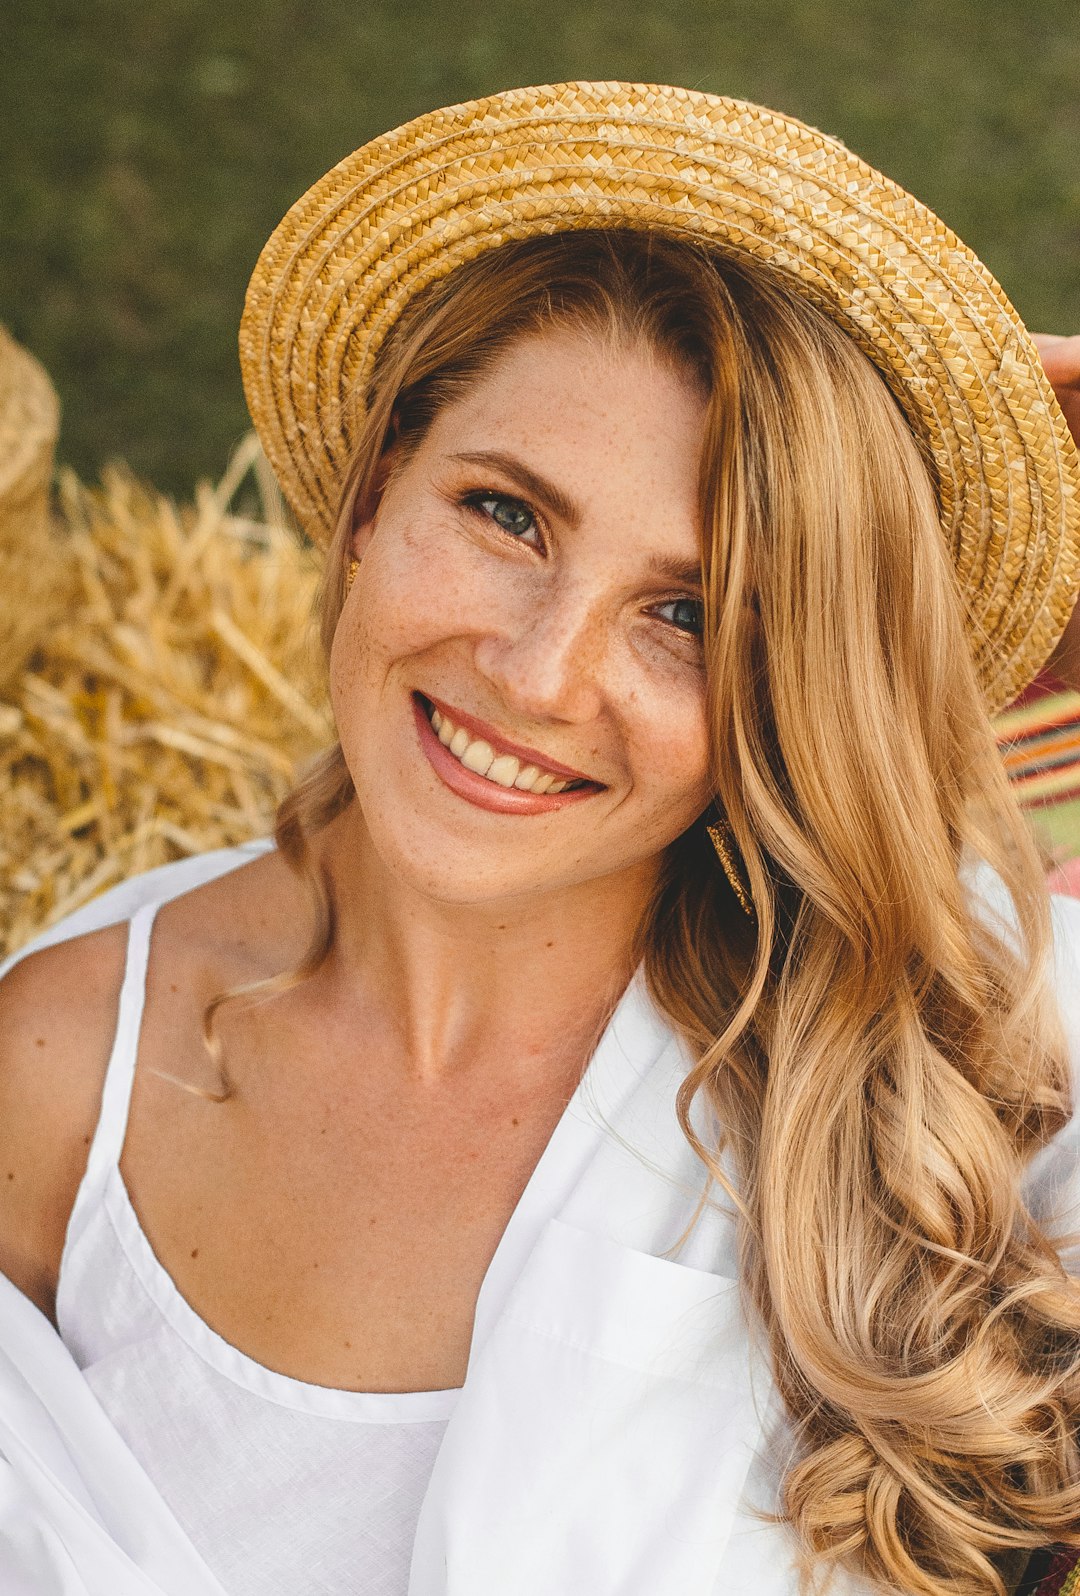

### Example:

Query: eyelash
xmin=461 ymin=490 xmax=541 ymax=545
xmin=458 ymin=489 xmax=705 ymax=641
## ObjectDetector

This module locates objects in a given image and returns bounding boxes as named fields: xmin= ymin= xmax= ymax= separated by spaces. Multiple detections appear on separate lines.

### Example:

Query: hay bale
xmin=0 ymin=435 xmax=332 ymax=958
xmin=0 ymin=326 xmax=68 ymax=692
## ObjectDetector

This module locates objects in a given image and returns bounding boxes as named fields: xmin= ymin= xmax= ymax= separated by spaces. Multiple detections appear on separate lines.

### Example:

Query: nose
xmin=472 ymin=580 xmax=607 ymax=725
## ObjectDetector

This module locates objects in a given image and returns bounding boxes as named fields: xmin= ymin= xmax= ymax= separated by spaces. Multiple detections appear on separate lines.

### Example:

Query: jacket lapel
xmin=409 ymin=985 xmax=777 ymax=1596
xmin=409 ymin=1213 xmax=771 ymax=1596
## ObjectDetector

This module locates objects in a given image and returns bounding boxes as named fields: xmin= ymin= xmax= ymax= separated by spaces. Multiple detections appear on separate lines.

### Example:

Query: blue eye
xmin=466 ymin=492 xmax=538 ymax=540
xmin=655 ymin=597 xmax=704 ymax=637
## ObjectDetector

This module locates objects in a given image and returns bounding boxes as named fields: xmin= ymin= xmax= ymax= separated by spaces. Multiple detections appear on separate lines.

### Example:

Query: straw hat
xmin=240 ymin=80 xmax=1080 ymax=713
xmin=0 ymin=325 xmax=65 ymax=693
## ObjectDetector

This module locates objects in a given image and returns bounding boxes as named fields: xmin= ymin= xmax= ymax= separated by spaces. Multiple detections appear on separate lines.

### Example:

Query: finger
xmin=1032 ymin=333 xmax=1080 ymax=388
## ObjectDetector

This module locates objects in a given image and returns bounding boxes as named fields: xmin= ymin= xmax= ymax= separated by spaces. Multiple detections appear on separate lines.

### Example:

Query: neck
xmin=307 ymin=802 xmax=659 ymax=1087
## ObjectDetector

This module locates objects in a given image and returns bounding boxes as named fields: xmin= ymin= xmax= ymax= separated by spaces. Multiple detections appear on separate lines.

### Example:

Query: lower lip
xmin=411 ymin=694 xmax=602 ymax=816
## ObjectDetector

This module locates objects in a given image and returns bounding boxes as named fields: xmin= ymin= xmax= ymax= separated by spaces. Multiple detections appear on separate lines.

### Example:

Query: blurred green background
xmin=3 ymin=0 xmax=1079 ymax=497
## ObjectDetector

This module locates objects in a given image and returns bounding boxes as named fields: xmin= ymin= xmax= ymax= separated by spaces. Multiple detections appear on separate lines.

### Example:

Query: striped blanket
xmin=997 ymin=668 xmax=1080 ymax=1591
xmin=995 ymin=670 xmax=1080 ymax=897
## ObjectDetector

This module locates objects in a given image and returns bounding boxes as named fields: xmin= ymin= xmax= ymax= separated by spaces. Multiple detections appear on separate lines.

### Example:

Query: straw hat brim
xmin=239 ymin=80 xmax=1080 ymax=713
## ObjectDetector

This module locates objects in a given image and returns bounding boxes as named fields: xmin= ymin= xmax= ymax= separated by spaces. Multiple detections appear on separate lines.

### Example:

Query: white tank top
xmin=55 ymin=888 xmax=466 ymax=1596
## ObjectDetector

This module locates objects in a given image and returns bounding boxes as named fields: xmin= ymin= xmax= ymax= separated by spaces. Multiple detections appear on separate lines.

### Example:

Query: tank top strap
xmin=80 ymin=896 xmax=163 ymax=1188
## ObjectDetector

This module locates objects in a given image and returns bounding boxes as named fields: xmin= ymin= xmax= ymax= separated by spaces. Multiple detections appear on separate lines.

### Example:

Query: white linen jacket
xmin=0 ymin=841 xmax=1077 ymax=1596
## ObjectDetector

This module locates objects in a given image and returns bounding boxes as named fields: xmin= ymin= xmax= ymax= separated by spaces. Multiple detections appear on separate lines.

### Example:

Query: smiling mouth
xmin=416 ymin=694 xmax=598 ymax=794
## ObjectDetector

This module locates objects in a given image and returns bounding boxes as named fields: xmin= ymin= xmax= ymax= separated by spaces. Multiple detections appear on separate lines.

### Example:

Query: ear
xmin=350 ymin=426 xmax=403 ymax=560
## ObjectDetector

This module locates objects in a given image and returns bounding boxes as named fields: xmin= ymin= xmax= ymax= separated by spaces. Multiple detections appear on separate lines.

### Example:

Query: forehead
xmin=421 ymin=325 xmax=708 ymax=558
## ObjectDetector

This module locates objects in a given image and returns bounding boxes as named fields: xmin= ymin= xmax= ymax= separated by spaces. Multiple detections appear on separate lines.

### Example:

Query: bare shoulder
xmin=0 ymin=847 xmax=308 ymax=1318
xmin=0 ymin=921 xmax=129 ymax=1317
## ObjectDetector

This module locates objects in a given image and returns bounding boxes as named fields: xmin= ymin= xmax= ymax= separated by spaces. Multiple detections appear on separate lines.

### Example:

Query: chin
xmin=382 ymin=831 xmax=554 ymax=906
xmin=344 ymin=781 xmax=528 ymax=901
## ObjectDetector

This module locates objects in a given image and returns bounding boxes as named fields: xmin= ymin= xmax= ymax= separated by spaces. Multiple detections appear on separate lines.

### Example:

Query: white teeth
xmin=460 ymin=738 xmax=495 ymax=776
xmin=487 ymin=754 xmax=521 ymax=787
xmin=425 ymin=701 xmax=587 ymax=795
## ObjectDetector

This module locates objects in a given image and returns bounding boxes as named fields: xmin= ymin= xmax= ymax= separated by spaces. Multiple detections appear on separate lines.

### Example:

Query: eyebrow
xmin=448 ymin=449 xmax=582 ymax=529
xmin=648 ymin=551 xmax=706 ymax=590
xmin=447 ymin=448 xmax=704 ymax=590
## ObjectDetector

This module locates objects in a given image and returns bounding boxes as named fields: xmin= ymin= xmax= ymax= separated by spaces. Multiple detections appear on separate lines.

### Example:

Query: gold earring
xmin=705 ymin=810 xmax=755 ymax=919
xmin=345 ymin=557 xmax=360 ymax=593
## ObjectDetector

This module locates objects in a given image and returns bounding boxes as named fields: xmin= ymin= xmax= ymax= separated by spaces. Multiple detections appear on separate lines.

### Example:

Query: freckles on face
xmin=329 ymin=324 xmax=716 ymax=899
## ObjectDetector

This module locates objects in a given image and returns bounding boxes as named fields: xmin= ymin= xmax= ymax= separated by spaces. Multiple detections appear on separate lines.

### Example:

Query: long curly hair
xmin=209 ymin=227 xmax=1080 ymax=1594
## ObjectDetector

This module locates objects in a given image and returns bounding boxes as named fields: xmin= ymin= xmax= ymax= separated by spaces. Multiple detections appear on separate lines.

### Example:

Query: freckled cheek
xmin=358 ymin=526 xmax=521 ymax=663
xmin=629 ymin=694 xmax=712 ymax=816
xmin=335 ymin=547 xmax=454 ymax=686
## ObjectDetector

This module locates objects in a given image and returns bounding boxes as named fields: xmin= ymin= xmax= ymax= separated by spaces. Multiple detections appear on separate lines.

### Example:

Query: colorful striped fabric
xmin=997 ymin=669 xmax=1080 ymax=1595
xmin=994 ymin=670 xmax=1080 ymax=897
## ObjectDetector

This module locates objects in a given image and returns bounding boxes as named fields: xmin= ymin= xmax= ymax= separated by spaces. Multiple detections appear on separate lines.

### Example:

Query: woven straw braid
xmin=240 ymin=81 xmax=1080 ymax=713
xmin=0 ymin=325 xmax=65 ymax=692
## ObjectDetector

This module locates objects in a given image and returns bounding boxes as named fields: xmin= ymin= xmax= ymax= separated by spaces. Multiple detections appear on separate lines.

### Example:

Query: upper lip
xmin=419 ymin=693 xmax=601 ymax=784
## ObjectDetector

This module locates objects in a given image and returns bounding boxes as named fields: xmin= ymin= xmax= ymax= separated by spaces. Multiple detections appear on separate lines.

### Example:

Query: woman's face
xmin=329 ymin=322 xmax=714 ymax=906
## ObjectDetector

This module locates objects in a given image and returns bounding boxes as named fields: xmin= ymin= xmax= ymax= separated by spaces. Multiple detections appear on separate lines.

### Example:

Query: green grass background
xmin=3 ymin=0 xmax=1079 ymax=496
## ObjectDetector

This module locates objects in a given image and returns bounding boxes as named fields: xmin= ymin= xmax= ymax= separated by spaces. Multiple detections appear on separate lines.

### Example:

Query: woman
xmin=0 ymin=82 xmax=1079 ymax=1596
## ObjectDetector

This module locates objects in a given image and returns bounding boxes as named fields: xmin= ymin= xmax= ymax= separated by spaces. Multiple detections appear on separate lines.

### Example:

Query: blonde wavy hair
xmin=210 ymin=228 xmax=1080 ymax=1594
